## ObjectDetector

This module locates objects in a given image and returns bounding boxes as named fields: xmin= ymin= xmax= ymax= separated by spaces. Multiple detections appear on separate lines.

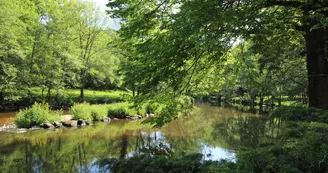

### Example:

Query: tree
xmin=0 ymin=0 xmax=40 ymax=106
xmin=74 ymin=2 xmax=114 ymax=99
xmin=0 ymin=0 xmax=122 ymax=108
xmin=107 ymin=0 xmax=328 ymax=109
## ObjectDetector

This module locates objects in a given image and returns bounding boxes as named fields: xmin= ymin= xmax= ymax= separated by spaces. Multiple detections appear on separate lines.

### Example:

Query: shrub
xmin=70 ymin=102 xmax=93 ymax=122
xmin=107 ymin=102 xmax=136 ymax=118
xmin=70 ymin=102 xmax=162 ymax=120
xmin=15 ymin=102 xmax=61 ymax=128
xmin=91 ymin=105 xmax=108 ymax=121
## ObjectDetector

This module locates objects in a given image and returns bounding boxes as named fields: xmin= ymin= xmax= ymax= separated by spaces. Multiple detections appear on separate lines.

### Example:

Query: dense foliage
xmin=14 ymin=102 xmax=61 ymax=128
xmin=107 ymin=0 xmax=328 ymax=117
xmin=0 ymin=0 xmax=122 ymax=110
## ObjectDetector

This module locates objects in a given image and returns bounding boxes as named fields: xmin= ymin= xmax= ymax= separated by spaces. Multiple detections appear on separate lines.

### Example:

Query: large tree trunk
xmin=305 ymin=25 xmax=328 ymax=109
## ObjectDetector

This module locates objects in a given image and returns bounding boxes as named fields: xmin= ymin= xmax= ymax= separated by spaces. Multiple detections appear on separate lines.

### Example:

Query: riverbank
xmin=2 ymin=101 xmax=161 ymax=130
xmin=0 ymin=88 xmax=129 ymax=111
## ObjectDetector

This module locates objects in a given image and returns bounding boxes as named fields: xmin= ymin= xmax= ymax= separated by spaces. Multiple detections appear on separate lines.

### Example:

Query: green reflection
xmin=0 ymin=104 xmax=275 ymax=172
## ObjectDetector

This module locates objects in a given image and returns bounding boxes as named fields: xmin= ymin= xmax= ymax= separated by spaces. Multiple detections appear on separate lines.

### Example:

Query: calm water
xmin=0 ymin=104 xmax=274 ymax=173
xmin=0 ymin=112 xmax=15 ymax=126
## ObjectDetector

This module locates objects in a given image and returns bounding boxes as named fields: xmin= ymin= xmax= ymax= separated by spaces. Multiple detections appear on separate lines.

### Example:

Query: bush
xmin=91 ymin=105 xmax=108 ymax=121
xmin=70 ymin=102 xmax=162 ymax=120
xmin=107 ymin=102 xmax=137 ymax=118
xmin=70 ymin=102 xmax=93 ymax=122
xmin=14 ymin=102 xmax=61 ymax=128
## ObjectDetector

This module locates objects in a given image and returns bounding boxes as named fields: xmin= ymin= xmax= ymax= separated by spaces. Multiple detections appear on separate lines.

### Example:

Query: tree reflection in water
xmin=0 ymin=104 xmax=279 ymax=172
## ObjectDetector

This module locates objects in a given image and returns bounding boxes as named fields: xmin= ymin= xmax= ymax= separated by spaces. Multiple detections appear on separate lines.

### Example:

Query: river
xmin=0 ymin=104 xmax=274 ymax=172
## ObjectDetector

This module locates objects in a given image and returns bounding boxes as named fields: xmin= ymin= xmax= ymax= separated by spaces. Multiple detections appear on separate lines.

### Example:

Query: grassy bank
xmin=0 ymin=88 xmax=128 ymax=111
xmin=2 ymin=88 xmax=130 ymax=111
xmin=30 ymin=88 xmax=128 ymax=105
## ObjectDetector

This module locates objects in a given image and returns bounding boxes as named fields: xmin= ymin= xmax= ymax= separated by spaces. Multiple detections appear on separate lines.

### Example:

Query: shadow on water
xmin=0 ymin=104 xmax=281 ymax=172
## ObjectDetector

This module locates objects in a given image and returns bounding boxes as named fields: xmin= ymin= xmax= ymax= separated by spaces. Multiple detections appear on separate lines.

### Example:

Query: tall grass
xmin=91 ymin=105 xmax=108 ymax=121
xmin=70 ymin=102 xmax=93 ymax=122
xmin=15 ymin=102 xmax=62 ymax=128
xmin=107 ymin=102 xmax=137 ymax=118
xmin=31 ymin=88 xmax=129 ymax=105
xmin=69 ymin=102 xmax=163 ymax=120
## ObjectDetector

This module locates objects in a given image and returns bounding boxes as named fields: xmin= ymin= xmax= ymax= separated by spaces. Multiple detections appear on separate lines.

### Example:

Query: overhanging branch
xmin=266 ymin=0 xmax=304 ymax=9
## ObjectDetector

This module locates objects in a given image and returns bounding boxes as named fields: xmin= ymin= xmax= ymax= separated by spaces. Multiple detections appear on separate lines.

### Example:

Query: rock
xmin=102 ymin=117 xmax=110 ymax=122
xmin=70 ymin=121 xmax=78 ymax=127
xmin=77 ymin=120 xmax=86 ymax=126
xmin=138 ymin=115 xmax=143 ymax=119
xmin=53 ymin=122 xmax=62 ymax=128
xmin=129 ymin=116 xmax=136 ymax=120
xmin=30 ymin=126 xmax=40 ymax=130
xmin=149 ymin=113 xmax=155 ymax=117
xmin=145 ymin=114 xmax=149 ymax=118
xmin=61 ymin=114 xmax=73 ymax=121
xmin=62 ymin=121 xmax=77 ymax=127
xmin=43 ymin=122 xmax=54 ymax=129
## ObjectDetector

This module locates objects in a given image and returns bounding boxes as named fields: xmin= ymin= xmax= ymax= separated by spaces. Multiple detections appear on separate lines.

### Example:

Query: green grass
xmin=30 ymin=88 xmax=129 ymax=106
xmin=70 ymin=103 xmax=109 ymax=122
xmin=69 ymin=102 xmax=163 ymax=120
xmin=91 ymin=104 xmax=108 ymax=121
xmin=65 ymin=89 xmax=127 ymax=103
xmin=228 ymin=96 xmax=306 ymax=107
xmin=70 ymin=102 xmax=93 ymax=122
xmin=70 ymin=102 xmax=138 ymax=120
xmin=106 ymin=102 xmax=138 ymax=118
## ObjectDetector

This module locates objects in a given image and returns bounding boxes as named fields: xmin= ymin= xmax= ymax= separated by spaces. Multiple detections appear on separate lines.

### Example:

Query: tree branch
xmin=266 ymin=0 xmax=304 ymax=9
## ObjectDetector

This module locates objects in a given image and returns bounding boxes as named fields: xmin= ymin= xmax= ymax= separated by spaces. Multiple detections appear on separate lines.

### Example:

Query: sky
xmin=89 ymin=0 xmax=120 ymax=29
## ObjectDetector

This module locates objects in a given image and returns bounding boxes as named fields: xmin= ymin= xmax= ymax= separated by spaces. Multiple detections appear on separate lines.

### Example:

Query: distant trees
xmin=0 ymin=0 xmax=121 ymax=106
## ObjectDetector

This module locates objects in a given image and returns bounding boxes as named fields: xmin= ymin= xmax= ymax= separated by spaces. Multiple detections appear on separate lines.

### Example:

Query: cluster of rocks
xmin=38 ymin=113 xmax=156 ymax=129
xmin=125 ymin=113 xmax=155 ymax=120
xmin=40 ymin=119 xmax=90 ymax=129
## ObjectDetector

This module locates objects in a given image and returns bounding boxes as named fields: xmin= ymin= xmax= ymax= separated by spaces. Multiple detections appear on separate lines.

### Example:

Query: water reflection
xmin=0 ymin=104 xmax=276 ymax=172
